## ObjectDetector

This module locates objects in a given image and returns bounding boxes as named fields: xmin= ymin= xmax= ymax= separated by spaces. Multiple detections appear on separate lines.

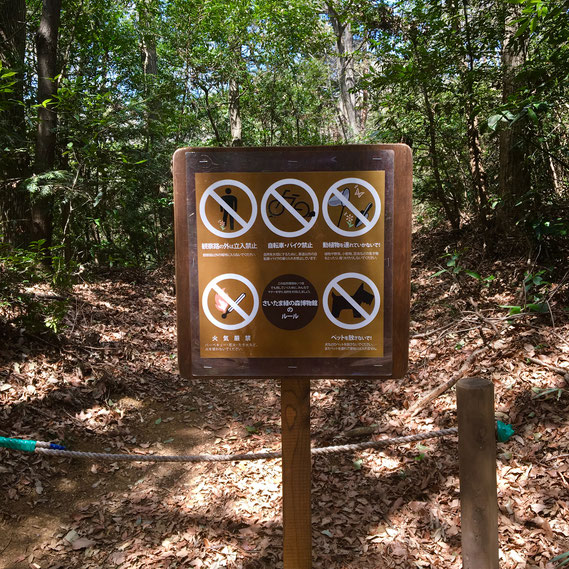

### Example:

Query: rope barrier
xmin=2 ymin=428 xmax=457 ymax=463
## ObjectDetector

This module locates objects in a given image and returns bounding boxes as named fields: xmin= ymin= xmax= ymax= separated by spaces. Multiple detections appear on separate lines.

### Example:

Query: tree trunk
xmin=422 ymin=83 xmax=461 ymax=231
xmin=0 ymin=0 xmax=30 ymax=245
xmin=460 ymin=0 xmax=489 ymax=224
xmin=200 ymin=83 xmax=223 ymax=146
xmin=327 ymin=3 xmax=360 ymax=141
xmin=498 ymin=3 xmax=529 ymax=230
xmin=229 ymin=78 xmax=242 ymax=146
xmin=33 ymin=0 xmax=61 ymax=248
xmin=410 ymin=31 xmax=460 ymax=230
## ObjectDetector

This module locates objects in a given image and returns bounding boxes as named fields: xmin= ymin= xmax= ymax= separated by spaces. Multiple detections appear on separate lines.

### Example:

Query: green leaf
xmin=527 ymin=302 xmax=548 ymax=313
xmin=465 ymin=270 xmax=481 ymax=280
xmin=321 ymin=529 xmax=333 ymax=538
xmin=430 ymin=269 xmax=447 ymax=278
xmin=527 ymin=107 xmax=538 ymax=123
xmin=514 ymin=18 xmax=530 ymax=38
xmin=353 ymin=459 xmax=363 ymax=470
xmin=500 ymin=305 xmax=522 ymax=315
xmin=488 ymin=114 xmax=506 ymax=131
xmin=154 ymin=418 xmax=162 ymax=425
xmin=245 ymin=425 xmax=258 ymax=434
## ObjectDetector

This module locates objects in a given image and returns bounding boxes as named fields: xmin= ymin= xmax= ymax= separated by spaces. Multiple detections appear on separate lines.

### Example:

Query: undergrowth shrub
xmin=0 ymin=238 xmax=75 ymax=333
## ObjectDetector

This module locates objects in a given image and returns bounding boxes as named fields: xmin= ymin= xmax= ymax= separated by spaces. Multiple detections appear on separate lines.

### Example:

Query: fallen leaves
xmin=1 ymin=237 xmax=569 ymax=568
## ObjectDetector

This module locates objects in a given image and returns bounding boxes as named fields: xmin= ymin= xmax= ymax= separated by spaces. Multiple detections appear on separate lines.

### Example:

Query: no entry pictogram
xmin=202 ymin=273 xmax=259 ymax=331
xmin=260 ymin=178 xmax=319 ymax=237
xmin=323 ymin=272 xmax=381 ymax=330
xmin=322 ymin=177 xmax=381 ymax=237
xmin=199 ymin=179 xmax=257 ymax=238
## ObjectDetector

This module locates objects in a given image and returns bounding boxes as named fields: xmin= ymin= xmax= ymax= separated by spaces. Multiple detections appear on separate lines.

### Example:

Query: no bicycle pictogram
xmin=322 ymin=177 xmax=381 ymax=237
xmin=323 ymin=272 xmax=380 ymax=330
xmin=260 ymin=178 xmax=319 ymax=238
xmin=199 ymin=179 xmax=257 ymax=238
xmin=202 ymin=273 xmax=259 ymax=331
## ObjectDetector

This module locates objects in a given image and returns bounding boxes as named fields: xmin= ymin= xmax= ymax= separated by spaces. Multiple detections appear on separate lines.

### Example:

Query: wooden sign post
xmin=281 ymin=378 xmax=312 ymax=568
xmin=172 ymin=145 xmax=412 ymax=567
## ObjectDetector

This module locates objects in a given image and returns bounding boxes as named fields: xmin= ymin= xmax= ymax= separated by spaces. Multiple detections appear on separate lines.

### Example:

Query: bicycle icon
xmin=261 ymin=178 xmax=319 ymax=238
xmin=267 ymin=188 xmax=315 ymax=220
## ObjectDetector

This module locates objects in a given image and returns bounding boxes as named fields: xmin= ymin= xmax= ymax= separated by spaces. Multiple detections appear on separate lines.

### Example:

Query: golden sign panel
xmin=173 ymin=146 xmax=412 ymax=379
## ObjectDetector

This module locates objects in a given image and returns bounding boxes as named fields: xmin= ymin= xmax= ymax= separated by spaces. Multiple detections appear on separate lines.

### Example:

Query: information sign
xmin=173 ymin=145 xmax=412 ymax=379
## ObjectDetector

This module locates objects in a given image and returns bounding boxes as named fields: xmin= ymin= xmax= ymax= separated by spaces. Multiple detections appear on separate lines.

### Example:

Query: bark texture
xmin=327 ymin=3 xmax=360 ymax=141
xmin=498 ymin=4 xmax=529 ymax=229
xmin=33 ymin=0 xmax=62 ymax=247
xmin=229 ymin=78 xmax=242 ymax=146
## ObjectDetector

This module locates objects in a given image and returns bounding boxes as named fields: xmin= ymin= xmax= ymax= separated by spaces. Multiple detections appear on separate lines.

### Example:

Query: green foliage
xmin=2 ymin=0 xmax=569 ymax=272
xmin=0 ymin=239 xmax=74 ymax=333
xmin=522 ymin=269 xmax=551 ymax=312
xmin=500 ymin=268 xmax=553 ymax=315
xmin=0 ymin=62 xmax=18 ymax=110
xmin=532 ymin=386 xmax=565 ymax=401
xmin=414 ymin=443 xmax=429 ymax=461
xmin=431 ymin=250 xmax=495 ymax=286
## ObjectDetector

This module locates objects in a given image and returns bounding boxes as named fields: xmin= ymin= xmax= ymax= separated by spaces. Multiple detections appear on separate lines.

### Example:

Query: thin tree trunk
xmin=498 ymin=3 xmax=529 ymax=230
xmin=201 ymin=84 xmax=223 ymax=146
xmin=33 ymin=0 xmax=62 ymax=248
xmin=139 ymin=3 xmax=166 ymax=253
xmin=327 ymin=3 xmax=360 ymax=141
xmin=140 ymin=4 xmax=159 ymax=149
xmin=229 ymin=78 xmax=242 ymax=146
xmin=411 ymin=33 xmax=460 ymax=230
xmin=422 ymin=83 xmax=460 ymax=230
xmin=461 ymin=0 xmax=489 ymax=223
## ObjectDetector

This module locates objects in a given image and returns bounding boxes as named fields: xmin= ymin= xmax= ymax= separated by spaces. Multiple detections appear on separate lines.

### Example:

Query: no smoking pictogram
xmin=260 ymin=178 xmax=319 ymax=238
xmin=199 ymin=179 xmax=257 ymax=238
xmin=323 ymin=272 xmax=380 ymax=330
xmin=322 ymin=178 xmax=381 ymax=237
xmin=202 ymin=273 xmax=259 ymax=331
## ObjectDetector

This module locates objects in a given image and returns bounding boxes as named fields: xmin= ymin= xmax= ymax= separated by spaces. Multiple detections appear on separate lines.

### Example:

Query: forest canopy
xmin=1 ymin=0 xmax=568 ymax=276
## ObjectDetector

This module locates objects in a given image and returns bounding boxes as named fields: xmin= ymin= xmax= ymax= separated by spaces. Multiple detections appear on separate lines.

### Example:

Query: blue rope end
xmin=497 ymin=420 xmax=515 ymax=443
xmin=49 ymin=443 xmax=66 ymax=450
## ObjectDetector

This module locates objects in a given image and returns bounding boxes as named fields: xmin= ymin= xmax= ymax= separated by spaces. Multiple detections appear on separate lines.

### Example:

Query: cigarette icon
xmin=222 ymin=293 xmax=246 ymax=318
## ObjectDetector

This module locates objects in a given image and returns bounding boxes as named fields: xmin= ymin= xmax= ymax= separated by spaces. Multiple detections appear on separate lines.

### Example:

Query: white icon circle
xmin=323 ymin=272 xmax=381 ymax=330
xmin=202 ymin=273 xmax=259 ymax=330
xmin=323 ymin=177 xmax=381 ymax=237
xmin=199 ymin=179 xmax=257 ymax=238
xmin=261 ymin=178 xmax=319 ymax=238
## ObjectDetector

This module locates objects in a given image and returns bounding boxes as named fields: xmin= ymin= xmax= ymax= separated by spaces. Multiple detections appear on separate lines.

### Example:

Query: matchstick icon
xmin=222 ymin=293 xmax=246 ymax=318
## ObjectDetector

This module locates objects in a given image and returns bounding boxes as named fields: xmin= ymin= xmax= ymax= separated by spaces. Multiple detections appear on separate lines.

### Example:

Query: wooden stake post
xmin=457 ymin=377 xmax=499 ymax=569
xmin=281 ymin=379 xmax=312 ymax=568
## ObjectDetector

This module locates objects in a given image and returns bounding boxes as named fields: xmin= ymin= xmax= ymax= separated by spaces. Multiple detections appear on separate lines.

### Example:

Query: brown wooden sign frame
xmin=172 ymin=145 xmax=412 ymax=380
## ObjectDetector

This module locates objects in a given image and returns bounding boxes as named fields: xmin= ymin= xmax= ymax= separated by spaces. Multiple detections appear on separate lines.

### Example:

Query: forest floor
xmin=1 ymin=223 xmax=569 ymax=569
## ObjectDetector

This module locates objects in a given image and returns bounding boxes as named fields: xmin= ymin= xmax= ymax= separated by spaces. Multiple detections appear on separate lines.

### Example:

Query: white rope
xmin=33 ymin=428 xmax=458 ymax=463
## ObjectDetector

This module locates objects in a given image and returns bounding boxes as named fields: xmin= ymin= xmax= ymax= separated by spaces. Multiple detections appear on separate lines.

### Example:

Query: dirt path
xmin=1 ymin=230 xmax=569 ymax=568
